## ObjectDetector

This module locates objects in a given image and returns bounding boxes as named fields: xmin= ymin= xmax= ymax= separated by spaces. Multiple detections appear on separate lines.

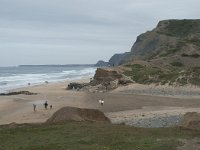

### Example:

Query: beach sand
xmin=0 ymin=79 xmax=200 ymax=127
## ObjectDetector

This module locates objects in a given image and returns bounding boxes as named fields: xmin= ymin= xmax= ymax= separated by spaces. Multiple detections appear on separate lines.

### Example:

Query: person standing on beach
xmin=33 ymin=104 xmax=36 ymax=112
xmin=99 ymin=99 xmax=104 ymax=106
xmin=44 ymin=101 xmax=48 ymax=109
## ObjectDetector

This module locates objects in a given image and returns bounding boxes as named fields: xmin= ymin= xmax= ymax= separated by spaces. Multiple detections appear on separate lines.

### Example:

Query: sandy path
xmin=106 ymin=106 xmax=200 ymax=127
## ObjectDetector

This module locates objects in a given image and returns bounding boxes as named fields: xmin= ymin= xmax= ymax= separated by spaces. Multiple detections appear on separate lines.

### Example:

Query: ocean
xmin=0 ymin=65 xmax=96 ymax=93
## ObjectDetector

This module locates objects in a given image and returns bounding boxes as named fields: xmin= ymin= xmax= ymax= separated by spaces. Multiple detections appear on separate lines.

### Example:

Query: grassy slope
xmin=0 ymin=122 xmax=199 ymax=150
xmin=157 ymin=19 xmax=200 ymax=37
xmin=124 ymin=64 xmax=200 ymax=86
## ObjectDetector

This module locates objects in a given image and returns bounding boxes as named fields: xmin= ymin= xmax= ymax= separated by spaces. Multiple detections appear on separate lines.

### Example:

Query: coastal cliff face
xmin=130 ymin=19 xmax=200 ymax=60
xmin=109 ymin=19 xmax=200 ymax=86
xmin=108 ymin=52 xmax=131 ymax=66
xmin=95 ymin=60 xmax=109 ymax=67
xmin=95 ymin=52 xmax=130 ymax=67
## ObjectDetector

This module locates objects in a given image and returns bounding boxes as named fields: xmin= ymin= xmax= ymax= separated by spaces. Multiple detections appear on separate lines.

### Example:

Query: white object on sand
xmin=99 ymin=99 xmax=104 ymax=106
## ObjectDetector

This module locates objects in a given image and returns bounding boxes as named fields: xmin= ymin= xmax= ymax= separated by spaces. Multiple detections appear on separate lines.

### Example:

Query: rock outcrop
xmin=67 ymin=68 xmax=134 ymax=92
xmin=95 ymin=60 xmax=109 ymax=67
xmin=88 ymin=68 xmax=134 ymax=92
xmin=67 ymin=82 xmax=89 ymax=90
xmin=94 ymin=68 xmax=123 ymax=81
xmin=46 ymin=107 xmax=111 ymax=124
xmin=108 ymin=52 xmax=131 ymax=66
xmin=94 ymin=68 xmax=133 ymax=85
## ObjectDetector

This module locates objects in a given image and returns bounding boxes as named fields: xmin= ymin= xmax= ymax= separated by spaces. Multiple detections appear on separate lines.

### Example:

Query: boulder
xmin=46 ymin=106 xmax=111 ymax=124
xmin=67 ymin=82 xmax=88 ymax=90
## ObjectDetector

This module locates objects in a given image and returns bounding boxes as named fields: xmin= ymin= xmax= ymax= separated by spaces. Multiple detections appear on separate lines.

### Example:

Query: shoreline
xmin=4 ymin=77 xmax=91 ymax=94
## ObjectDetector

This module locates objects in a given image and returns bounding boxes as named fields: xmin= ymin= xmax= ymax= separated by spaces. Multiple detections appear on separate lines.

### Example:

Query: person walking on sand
xmin=101 ymin=100 xmax=104 ymax=106
xmin=44 ymin=101 xmax=48 ymax=109
xmin=50 ymin=105 xmax=52 ymax=109
xmin=33 ymin=104 xmax=36 ymax=112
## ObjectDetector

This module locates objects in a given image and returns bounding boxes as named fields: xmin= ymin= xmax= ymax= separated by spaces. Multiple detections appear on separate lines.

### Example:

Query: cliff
xmin=108 ymin=52 xmax=131 ymax=66
xmin=111 ymin=19 xmax=200 ymax=86
xmin=95 ymin=60 xmax=109 ymax=67
xmin=130 ymin=19 xmax=200 ymax=60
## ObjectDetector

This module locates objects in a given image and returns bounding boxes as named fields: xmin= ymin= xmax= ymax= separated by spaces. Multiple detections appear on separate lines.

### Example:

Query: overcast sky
xmin=0 ymin=0 xmax=199 ymax=66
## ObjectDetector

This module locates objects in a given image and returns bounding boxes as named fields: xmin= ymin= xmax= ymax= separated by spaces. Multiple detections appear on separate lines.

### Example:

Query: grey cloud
xmin=0 ymin=0 xmax=199 ymax=66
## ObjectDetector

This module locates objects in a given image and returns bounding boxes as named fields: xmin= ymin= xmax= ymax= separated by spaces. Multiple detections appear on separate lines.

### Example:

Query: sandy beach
xmin=0 ymin=79 xmax=200 ymax=127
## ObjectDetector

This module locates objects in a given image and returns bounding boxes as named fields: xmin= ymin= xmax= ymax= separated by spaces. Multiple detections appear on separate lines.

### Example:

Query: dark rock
xmin=67 ymin=82 xmax=88 ymax=90
xmin=0 ymin=91 xmax=37 ymax=96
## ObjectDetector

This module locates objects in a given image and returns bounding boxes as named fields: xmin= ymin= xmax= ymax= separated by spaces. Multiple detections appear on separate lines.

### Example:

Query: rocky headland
xmin=96 ymin=19 xmax=200 ymax=87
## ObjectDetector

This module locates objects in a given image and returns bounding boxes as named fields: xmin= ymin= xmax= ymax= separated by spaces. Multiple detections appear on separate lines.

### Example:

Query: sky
xmin=0 ymin=0 xmax=199 ymax=66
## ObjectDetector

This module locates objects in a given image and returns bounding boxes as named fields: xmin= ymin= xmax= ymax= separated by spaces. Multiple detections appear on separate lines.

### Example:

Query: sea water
xmin=0 ymin=65 xmax=96 ymax=93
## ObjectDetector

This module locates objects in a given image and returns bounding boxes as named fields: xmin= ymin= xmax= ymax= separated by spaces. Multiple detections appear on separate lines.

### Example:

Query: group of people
xmin=33 ymin=99 xmax=104 ymax=112
xmin=33 ymin=101 xmax=53 ymax=112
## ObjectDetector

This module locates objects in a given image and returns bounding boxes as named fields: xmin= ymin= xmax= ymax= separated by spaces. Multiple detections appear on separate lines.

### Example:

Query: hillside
xmin=117 ymin=19 xmax=200 ymax=86
xmin=0 ymin=121 xmax=200 ymax=150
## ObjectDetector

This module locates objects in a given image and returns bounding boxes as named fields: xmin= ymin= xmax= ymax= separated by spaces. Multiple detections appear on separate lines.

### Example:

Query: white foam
xmin=0 ymin=67 xmax=96 ymax=93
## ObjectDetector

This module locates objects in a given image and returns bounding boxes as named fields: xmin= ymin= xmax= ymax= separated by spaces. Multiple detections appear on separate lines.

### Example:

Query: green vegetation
xmin=159 ymin=48 xmax=180 ymax=57
xmin=124 ymin=64 xmax=180 ymax=85
xmin=158 ymin=72 xmax=180 ymax=85
xmin=181 ymin=53 xmax=200 ymax=58
xmin=184 ymin=38 xmax=200 ymax=46
xmin=159 ymin=40 xmax=186 ymax=57
xmin=124 ymin=64 xmax=162 ymax=84
xmin=170 ymin=62 xmax=184 ymax=67
xmin=158 ymin=20 xmax=200 ymax=37
xmin=0 ymin=122 xmax=199 ymax=150
xmin=124 ymin=64 xmax=200 ymax=86
xmin=187 ymin=67 xmax=200 ymax=86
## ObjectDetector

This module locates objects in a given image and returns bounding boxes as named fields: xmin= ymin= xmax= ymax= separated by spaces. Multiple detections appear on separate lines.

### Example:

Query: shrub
xmin=170 ymin=62 xmax=184 ymax=67
xmin=181 ymin=53 xmax=200 ymax=58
